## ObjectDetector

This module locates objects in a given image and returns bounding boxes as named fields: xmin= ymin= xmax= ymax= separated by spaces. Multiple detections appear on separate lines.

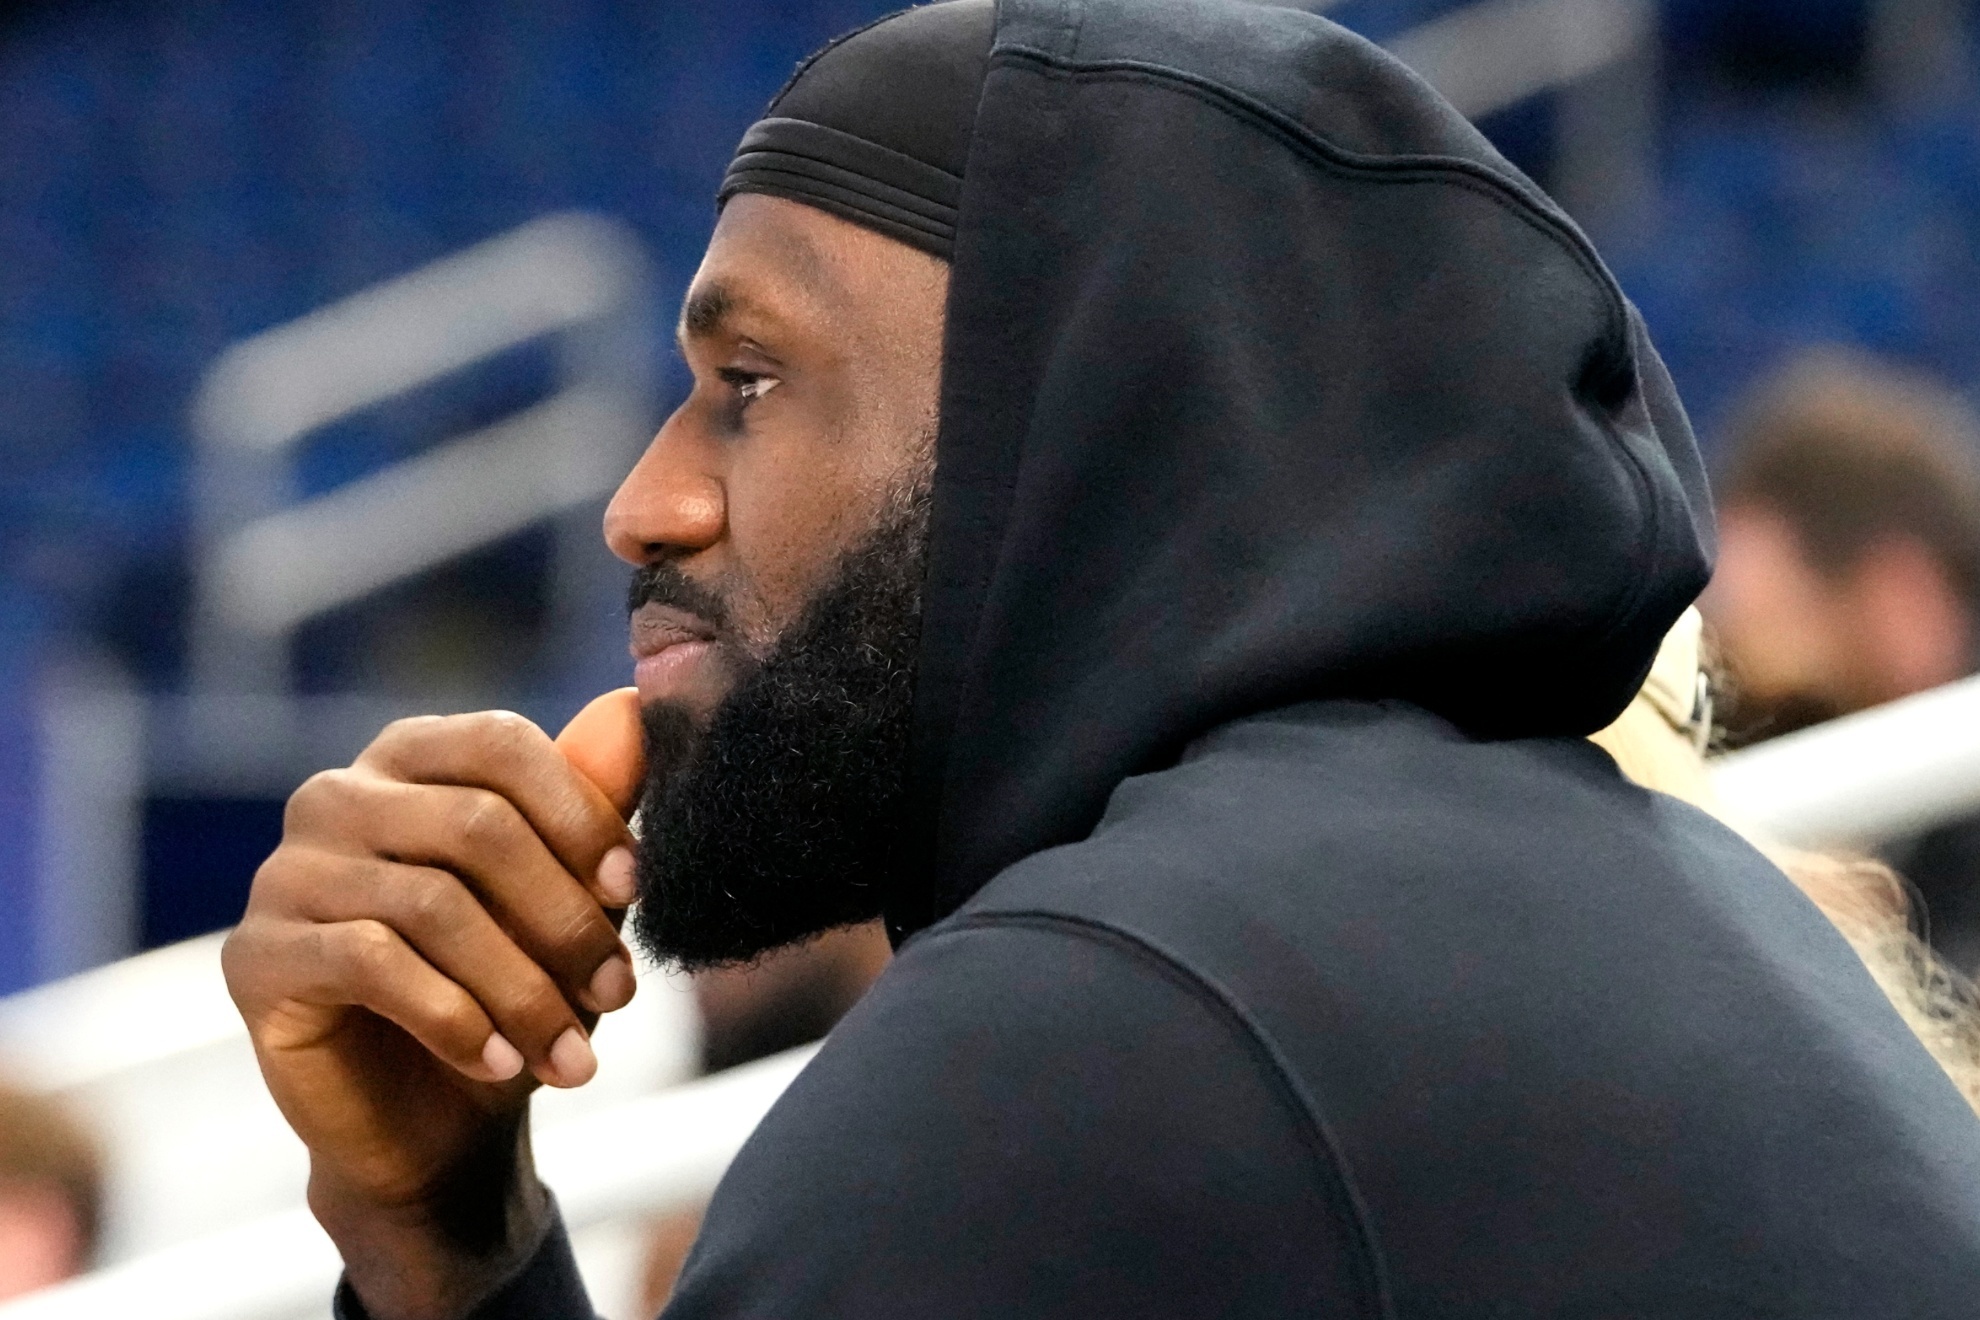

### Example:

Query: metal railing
xmin=34 ymin=213 xmax=658 ymax=984
xmin=0 ymin=931 xmax=700 ymax=1285
xmin=187 ymin=210 xmax=655 ymax=696
xmin=1712 ymin=672 xmax=1980 ymax=849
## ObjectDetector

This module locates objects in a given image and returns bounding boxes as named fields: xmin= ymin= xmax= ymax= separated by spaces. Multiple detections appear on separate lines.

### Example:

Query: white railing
xmin=187 ymin=210 xmax=655 ymax=696
xmin=1385 ymin=0 xmax=1653 ymax=122
xmin=1380 ymin=0 xmax=1660 ymax=232
xmin=1711 ymin=672 xmax=1980 ymax=848
xmin=34 ymin=212 xmax=658 ymax=986
xmin=0 ymin=931 xmax=700 ymax=1309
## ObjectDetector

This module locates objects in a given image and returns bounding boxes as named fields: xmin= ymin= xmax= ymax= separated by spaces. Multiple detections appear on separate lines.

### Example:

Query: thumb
xmin=554 ymin=688 xmax=647 ymax=821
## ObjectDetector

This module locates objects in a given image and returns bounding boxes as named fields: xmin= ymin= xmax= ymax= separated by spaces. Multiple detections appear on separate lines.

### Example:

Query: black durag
xmin=632 ymin=2 xmax=991 ymax=970
xmin=717 ymin=0 xmax=994 ymax=261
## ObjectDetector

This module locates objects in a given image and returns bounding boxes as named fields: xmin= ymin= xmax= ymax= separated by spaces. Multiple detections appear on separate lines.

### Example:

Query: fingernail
xmin=588 ymin=954 xmax=636 ymax=1013
xmin=481 ymin=1033 xmax=524 ymax=1082
xmin=596 ymin=847 xmax=637 ymax=906
xmin=548 ymin=1026 xmax=597 ymax=1087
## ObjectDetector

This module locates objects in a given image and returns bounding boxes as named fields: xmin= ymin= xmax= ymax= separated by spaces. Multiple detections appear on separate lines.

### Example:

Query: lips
xmin=631 ymin=603 xmax=716 ymax=657
xmin=630 ymin=604 xmax=729 ymax=715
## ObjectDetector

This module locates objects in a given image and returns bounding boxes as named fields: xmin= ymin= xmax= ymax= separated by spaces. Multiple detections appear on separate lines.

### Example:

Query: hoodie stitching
xmin=1030 ymin=0 xmax=1083 ymax=60
xmin=994 ymin=49 xmax=1622 ymax=332
xmin=936 ymin=908 xmax=1401 ymax=1320
xmin=1063 ymin=0 xmax=1087 ymax=61
xmin=986 ymin=46 xmax=1673 ymax=693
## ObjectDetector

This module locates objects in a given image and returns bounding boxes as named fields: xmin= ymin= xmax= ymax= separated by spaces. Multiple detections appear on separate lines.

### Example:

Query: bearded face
xmin=626 ymin=480 xmax=930 ymax=970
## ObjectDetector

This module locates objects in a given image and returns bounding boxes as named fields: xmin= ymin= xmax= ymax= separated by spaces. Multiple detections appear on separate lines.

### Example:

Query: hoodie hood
xmin=888 ymin=0 xmax=1713 ymax=939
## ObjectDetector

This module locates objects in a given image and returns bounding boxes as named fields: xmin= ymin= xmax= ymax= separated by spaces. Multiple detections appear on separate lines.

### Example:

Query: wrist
xmin=311 ymin=1121 xmax=551 ymax=1320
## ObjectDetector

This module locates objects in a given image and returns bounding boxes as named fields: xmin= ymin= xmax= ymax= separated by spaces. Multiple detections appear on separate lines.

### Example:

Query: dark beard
xmin=628 ymin=491 xmax=928 ymax=970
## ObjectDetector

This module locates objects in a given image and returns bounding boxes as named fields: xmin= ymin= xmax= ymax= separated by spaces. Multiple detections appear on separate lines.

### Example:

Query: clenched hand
xmin=223 ymin=694 xmax=645 ymax=1320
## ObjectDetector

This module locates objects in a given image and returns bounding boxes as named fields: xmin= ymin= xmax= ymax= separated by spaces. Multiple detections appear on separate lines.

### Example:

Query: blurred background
xmin=9 ymin=0 xmax=1980 ymax=1313
xmin=7 ymin=0 xmax=1980 ymax=994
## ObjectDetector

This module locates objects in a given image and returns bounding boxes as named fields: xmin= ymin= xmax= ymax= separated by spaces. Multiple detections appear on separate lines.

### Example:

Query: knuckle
xmin=462 ymin=709 xmax=537 ymax=756
xmin=283 ymin=769 xmax=348 ymax=834
xmin=424 ymin=987 xmax=478 ymax=1041
xmin=218 ymin=926 xmax=256 ymax=994
xmin=359 ymin=716 xmax=433 ymax=772
xmin=247 ymin=841 xmax=336 ymax=914
xmin=246 ymin=849 xmax=294 ymax=904
xmin=220 ymin=919 xmax=300 ymax=1018
xmin=375 ymin=714 xmax=442 ymax=750
xmin=398 ymin=868 xmax=462 ymax=930
xmin=339 ymin=919 xmax=399 ymax=980
xmin=455 ymin=790 xmax=521 ymax=854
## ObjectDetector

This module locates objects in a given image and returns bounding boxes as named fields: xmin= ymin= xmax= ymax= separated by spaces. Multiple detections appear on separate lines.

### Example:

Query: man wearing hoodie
xmin=222 ymin=2 xmax=1980 ymax=1317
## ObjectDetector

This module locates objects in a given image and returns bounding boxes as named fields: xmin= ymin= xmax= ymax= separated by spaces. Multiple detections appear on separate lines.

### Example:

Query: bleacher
xmin=0 ymin=0 xmax=900 ymax=991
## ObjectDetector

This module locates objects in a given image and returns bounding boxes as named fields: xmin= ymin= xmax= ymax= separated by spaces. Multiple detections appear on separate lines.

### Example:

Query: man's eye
xmin=717 ymin=368 xmax=780 ymax=405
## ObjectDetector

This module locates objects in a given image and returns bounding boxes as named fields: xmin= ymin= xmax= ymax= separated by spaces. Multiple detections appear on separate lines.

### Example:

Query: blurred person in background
xmin=223 ymin=3 xmax=1980 ymax=1317
xmin=1706 ymin=348 xmax=1980 ymax=970
xmin=0 ymin=1081 xmax=101 ymax=1301
xmin=1593 ymin=609 xmax=1980 ymax=1114
xmin=1708 ymin=348 xmax=1980 ymax=740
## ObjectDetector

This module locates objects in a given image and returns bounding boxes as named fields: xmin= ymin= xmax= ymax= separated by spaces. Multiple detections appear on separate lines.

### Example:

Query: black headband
xmin=719 ymin=117 xmax=964 ymax=259
xmin=716 ymin=0 xmax=994 ymax=262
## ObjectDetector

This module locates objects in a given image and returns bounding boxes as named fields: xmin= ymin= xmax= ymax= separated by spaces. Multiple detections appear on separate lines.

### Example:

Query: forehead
xmin=679 ymin=195 xmax=858 ymax=343
xmin=680 ymin=193 xmax=952 ymax=352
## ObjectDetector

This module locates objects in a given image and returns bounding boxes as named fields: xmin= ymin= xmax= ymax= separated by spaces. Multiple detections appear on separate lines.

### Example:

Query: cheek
xmin=721 ymin=428 xmax=888 ymax=636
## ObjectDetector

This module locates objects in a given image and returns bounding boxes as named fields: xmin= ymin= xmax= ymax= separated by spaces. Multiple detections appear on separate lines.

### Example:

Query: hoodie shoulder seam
xmin=937 ymin=907 xmax=1399 ymax=1320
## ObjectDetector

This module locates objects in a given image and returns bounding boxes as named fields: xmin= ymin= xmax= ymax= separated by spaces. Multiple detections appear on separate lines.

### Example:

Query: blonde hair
xmin=1592 ymin=613 xmax=1980 ymax=1114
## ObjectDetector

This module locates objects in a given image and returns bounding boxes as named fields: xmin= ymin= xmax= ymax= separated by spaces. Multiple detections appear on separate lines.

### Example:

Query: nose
xmin=604 ymin=422 xmax=725 ymax=566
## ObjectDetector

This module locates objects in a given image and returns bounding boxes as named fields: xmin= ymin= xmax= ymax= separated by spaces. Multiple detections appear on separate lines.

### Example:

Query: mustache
xmin=626 ymin=560 xmax=736 ymax=634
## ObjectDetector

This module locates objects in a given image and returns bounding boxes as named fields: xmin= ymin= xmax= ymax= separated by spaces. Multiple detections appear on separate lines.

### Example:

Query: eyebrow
xmin=674 ymin=221 xmax=836 ymax=351
xmin=677 ymin=282 xmax=736 ymax=345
